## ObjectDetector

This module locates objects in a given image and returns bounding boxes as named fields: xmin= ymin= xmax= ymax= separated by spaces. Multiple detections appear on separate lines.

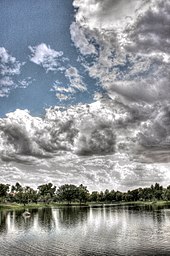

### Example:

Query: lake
xmin=1 ymin=204 xmax=170 ymax=256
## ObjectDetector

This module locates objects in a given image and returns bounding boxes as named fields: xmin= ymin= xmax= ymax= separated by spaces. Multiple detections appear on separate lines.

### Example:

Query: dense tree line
xmin=0 ymin=182 xmax=170 ymax=205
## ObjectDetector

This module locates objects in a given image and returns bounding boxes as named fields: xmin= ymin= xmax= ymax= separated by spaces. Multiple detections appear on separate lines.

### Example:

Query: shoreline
xmin=1 ymin=200 xmax=170 ymax=211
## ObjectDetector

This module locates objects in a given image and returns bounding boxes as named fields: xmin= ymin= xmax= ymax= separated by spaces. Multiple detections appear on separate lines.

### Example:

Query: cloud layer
xmin=1 ymin=95 xmax=170 ymax=190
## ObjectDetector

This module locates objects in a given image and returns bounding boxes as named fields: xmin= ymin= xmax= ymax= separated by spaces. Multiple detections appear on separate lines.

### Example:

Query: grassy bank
xmin=1 ymin=200 xmax=170 ymax=211
xmin=0 ymin=202 xmax=49 ymax=211
xmin=0 ymin=202 xmax=90 ymax=211
xmin=110 ymin=200 xmax=170 ymax=206
xmin=89 ymin=200 xmax=170 ymax=208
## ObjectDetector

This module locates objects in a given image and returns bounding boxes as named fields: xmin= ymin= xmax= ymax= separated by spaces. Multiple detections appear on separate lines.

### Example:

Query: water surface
xmin=1 ymin=204 xmax=170 ymax=255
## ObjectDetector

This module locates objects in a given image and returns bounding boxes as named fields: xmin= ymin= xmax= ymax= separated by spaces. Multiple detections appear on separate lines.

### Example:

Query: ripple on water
xmin=1 ymin=206 xmax=170 ymax=256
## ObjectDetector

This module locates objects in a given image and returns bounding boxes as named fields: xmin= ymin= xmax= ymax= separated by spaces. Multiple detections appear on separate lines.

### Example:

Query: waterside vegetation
xmin=1 ymin=182 xmax=170 ymax=210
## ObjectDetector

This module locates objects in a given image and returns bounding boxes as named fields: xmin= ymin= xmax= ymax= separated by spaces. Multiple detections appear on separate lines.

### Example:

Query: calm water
xmin=1 ymin=205 xmax=170 ymax=256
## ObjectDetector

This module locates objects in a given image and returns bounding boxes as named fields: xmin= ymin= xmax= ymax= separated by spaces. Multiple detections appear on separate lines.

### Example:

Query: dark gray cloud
xmin=138 ymin=105 xmax=170 ymax=150
xmin=75 ymin=125 xmax=116 ymax=156
xmin=126 ymin=1 xmax=170 ymax=56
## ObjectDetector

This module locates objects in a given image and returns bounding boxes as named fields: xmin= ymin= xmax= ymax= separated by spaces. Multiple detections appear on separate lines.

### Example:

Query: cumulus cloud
xmin=0 ymin=47 xmax=24 ymax=97
xmin=71 ymin=0 xmax=170 ymax=89
xmin=0 ymin=94 xmax=157 ymax=165
xmin=69 ymin=0 xmax=170 ymax=164
xmin=29 ymin=43 xmax=64 ymax=72
xmin=70 ymin=22 xmax=97 ymax=55
xmin=73 ymin=0 xmax=152 ymax=42
xmin=1 ymin=95 xmax=170 ymax=190
xmin=0 ymin=97 xmax=129 ymax=161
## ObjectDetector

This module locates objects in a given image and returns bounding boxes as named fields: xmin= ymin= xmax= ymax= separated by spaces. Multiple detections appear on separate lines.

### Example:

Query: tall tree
xmin=57 ymin=184 xmax=78 ymax=204
xmin=0 ymin=184 xmax=9 ymax=199
xmin=77 ymin=184 xmax=89 ymax=204
xmin=90 ymin=191 xmax=99 ymax=202
xmin=38 ymin=183 xmax=56 ymax=198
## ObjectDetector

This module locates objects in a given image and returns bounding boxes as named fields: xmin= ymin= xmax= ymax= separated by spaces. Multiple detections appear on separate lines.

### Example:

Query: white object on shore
xmin=22 ymin=211 xmax=31 ymax=217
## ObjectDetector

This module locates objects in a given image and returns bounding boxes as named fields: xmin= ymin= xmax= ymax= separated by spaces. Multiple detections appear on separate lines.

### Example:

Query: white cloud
xmin=0 ymin=94 xmax=156 ymax=167
xmin=18 ymin=77 xmax=33 ymax=88
xmin=0 ymin=47 xmax=24 ymax=97
xmin=75 ymin=1 xmax=170 ymax=73
xmin=0 ymin=77 xmax=15 ymax=97
xmin=1 ymin=96 xmax=170 ymax=190
xmin=70 ymin=0 xmax=170 ymax=160
xmin=73 ymin=0 xmax=149 ymax=32
xmin=29 ymin=43 xmax=64 ymax=72
xmin=0 ymin=77 xmax=14 ymax=87
xmin=51 ymin=66 xmax=87 ymax=101
xmin=0 ymin=97 xmax=127 ymax=161
xmin=70 ymin=22 xmax=97 ymax=55
xmin=53 ymin=85 xmax=75 ymax=94
xmin=29 ymin=44 xmax=87 ymax=100
xmin=65 ymin=66 xmax=87 ymax=92
xmin=56 ymin=93 xmax=70 ymax=101
xmin=71 ymin=0 xmax=170 ymax=82
xmin=0 ymin=47 xmax=21 ymax=76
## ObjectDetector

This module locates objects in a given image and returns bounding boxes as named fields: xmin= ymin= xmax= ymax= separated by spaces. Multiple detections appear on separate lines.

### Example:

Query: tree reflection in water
xmin=0 ymin=205 xmax=170 ymax=256
xmin=0 ymin=206 xmax=89 ymax=235
xmin=57 ymin=207 xmax=88 ymax=228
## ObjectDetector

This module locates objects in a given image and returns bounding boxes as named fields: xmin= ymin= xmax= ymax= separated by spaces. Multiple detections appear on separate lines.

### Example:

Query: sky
xmin=0 ymin=0 xmax=170 ymax=191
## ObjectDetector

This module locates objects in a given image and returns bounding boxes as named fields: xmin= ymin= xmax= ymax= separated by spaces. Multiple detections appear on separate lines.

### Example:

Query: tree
xmin=57 ymin=184 xmax=78 ymax=204
xmin=109 ymin=190 xmax=116 ymax=201
xmin=151 ymin=183 xmax=163 ymax=201
xmin=38 ymin=183 xmax=56 ymax=202
xmin=129 ymin=189 xmax=140 ymax=201
xmin=9 ymin=185 xmax=38 ymax=205
xmin=104 ymin=189 xmax=111 ymax=202
xmin=0 ymin=184 xmax=9 ymax=202
xmin=23 ymin=186 xmax=38 ymax=204
xmin=163 ymin=189 xmax=170 ymax=201
xmin=89 ymin=191 xmax=99 ymax=202
xmin=77 ymin=184 xmax=89 ymax=204
xmin=115 ymin=191 xmax=123 ymax=201
xmin=98 ymin=191 xmax=105 ymax=202
xmin=14 ymin=182 xmax=23 ymax=192
xmin=154 ymin=183 xmax=163 ymax=191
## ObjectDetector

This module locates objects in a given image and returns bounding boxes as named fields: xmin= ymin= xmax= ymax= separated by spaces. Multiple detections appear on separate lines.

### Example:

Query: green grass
xmin=101 ymin=200 xmax=170 ymax=206
xmin=0 ymin=203 xmax=50 ymax=211
xmin=0 ymin=202 xmax=89 ymax=211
